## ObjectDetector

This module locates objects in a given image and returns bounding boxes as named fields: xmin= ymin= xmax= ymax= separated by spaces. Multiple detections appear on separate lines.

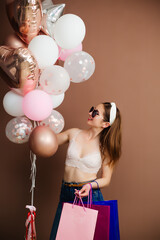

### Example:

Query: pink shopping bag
xmin=56 ymin=196 xmax=98 ymax=240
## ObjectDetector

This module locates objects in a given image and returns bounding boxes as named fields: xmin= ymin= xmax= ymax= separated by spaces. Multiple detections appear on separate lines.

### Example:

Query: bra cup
xmin=80 ymin=154 xmax=102 ymax=169
xmin=66 ymin=136 xmax=102 ymax=173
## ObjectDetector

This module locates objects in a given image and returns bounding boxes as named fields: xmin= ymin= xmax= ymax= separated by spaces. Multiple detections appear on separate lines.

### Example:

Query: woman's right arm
xmin=57 ymin=128 xmax=79 ymax=146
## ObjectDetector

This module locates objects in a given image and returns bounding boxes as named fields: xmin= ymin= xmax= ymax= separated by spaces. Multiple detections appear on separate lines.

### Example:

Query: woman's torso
xmin=63 ymin=128 xmax=102 ymax=182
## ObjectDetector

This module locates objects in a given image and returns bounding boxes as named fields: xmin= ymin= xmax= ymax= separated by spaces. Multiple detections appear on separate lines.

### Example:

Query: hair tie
xmin=110 ymin=102 xmax=117 ymax=125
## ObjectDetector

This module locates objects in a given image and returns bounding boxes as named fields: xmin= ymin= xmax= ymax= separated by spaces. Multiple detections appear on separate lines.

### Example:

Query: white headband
xmin=109 ymin=102 xmax=117 ymax=125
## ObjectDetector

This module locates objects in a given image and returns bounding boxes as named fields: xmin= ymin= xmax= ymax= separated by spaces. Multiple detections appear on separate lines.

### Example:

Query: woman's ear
xmin=102 ymin=122 xmax=110 ymax=128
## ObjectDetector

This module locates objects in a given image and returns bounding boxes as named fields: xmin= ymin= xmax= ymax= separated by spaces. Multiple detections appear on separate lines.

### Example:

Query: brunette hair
xmin=99 ymin=102 xmax=122 ymax=166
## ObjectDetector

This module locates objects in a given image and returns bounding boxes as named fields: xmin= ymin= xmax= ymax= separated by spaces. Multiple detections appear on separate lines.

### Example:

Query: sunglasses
xmin=89 ymin=106 xmax=100 ymax=118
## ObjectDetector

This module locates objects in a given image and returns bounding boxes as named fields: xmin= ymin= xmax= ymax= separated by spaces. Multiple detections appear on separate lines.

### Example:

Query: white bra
xmin=65 ymin=130 xmax=102 ymax=174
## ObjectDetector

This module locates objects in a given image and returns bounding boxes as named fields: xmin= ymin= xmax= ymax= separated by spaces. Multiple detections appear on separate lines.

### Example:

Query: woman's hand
xmin=74 ymin=183 xmax=91 ymax=198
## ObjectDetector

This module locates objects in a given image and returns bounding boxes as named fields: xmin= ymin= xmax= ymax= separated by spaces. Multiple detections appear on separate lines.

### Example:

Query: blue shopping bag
xmin=92 ymin=200 xmax=120 ymax=240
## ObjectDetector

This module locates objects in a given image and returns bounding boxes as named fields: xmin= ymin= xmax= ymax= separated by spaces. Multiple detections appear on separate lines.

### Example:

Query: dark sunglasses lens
xmin=92 ymin=110 xmax=99 ymax=118
xmin=89 ymin=106 xmax=94 ymax=112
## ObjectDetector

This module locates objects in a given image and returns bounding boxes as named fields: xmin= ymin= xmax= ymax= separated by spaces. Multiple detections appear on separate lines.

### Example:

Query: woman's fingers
xmin=74 ymin=186 xmax=89 ymax=197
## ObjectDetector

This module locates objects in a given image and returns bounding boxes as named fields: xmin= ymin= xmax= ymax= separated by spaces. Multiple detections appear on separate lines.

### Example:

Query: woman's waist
xmin=64 ymin=165 xmax=97 ymax=183
xmin=62 ymin=178 xmax=97 ymax=188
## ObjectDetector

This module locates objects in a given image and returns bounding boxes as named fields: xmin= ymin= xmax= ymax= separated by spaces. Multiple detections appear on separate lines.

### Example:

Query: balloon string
xmin=29 ymin=121 xmax=38 ymax=206
xmin=30 ymin=151 xmax=37 ymax=206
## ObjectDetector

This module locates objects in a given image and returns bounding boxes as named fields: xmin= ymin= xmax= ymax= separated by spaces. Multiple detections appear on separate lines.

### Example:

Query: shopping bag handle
xmin=73 ymin=191 xmax=86 ymax=212
xmin=87 ymin=183 xmax=92 ymax=208
xmin=93 ymin=180 xmax=101 ymax=200
xmin=73 ymin=184 xmax=93 ymax=209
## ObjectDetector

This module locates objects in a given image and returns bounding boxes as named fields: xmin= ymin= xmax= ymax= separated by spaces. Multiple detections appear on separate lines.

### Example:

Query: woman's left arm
xmin=76 ymin=159 xmax=114 ymax=197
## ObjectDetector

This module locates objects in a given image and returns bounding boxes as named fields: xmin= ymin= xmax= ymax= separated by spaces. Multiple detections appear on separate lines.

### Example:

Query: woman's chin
xmin=87 ymin=119 xmax=93 ymax=125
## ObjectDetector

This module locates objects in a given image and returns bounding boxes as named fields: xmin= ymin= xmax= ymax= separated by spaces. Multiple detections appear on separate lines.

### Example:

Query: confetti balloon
xmin=5 ymin=117 xmax=33 ymax=144
xmin=39 ymin=65 xmax=70 ymax=95
xmin=39 ymin=110 xmax=64 ymax=134
xmin=64 ymin=51 xmax=95 ymax=83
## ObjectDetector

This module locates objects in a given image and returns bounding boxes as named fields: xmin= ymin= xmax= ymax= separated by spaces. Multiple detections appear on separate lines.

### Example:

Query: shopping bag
xmin=56 ymin=195 xmax=98 ymax=240
xmin=82 ymin=181 xmax=119 ymax=240
xmin=83 ymin=203 xmax=110 ymax=240
xmin=90 ymin=180 xmax=120 ymax=240
xmin=78 ymin=184 xmax=110 ymax=240
xmin=92 ymin=200 xmax=120 ymax=240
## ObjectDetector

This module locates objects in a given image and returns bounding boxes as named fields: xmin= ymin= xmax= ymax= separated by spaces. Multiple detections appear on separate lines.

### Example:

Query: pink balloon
xmin=58 ymin=43 xmax=82 ymax=61
xmin=22 ymin=90 xmax=53 ymax=121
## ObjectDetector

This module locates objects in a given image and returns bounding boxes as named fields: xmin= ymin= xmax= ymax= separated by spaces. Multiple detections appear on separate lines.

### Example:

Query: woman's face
xmin=87 ymin=104 xmax=107 ymax=128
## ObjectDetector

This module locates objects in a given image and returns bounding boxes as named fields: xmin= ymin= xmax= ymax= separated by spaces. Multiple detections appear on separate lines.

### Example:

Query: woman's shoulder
xmin=67 ymin=128 xmax=82 ymax=139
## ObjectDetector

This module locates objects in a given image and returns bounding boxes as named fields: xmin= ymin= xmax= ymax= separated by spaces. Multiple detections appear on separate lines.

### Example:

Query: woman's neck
xmin=85 ymin=127 xmax=103 ymax=140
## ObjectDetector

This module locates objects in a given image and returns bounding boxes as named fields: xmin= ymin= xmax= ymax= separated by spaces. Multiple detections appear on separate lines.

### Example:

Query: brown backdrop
xmin=0 ymin=0 xmax=160 ymax=239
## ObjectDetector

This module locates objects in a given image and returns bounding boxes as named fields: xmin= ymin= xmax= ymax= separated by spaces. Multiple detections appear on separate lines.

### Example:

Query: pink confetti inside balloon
xmin=5 ymin=117 xmax=33 ymax=144
xmin=39 ymin=110 xmax=64 ymax=133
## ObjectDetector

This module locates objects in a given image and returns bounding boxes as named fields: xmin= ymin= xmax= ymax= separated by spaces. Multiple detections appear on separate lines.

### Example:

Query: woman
xmin=50 ymin=102 xmax=122 ymax=240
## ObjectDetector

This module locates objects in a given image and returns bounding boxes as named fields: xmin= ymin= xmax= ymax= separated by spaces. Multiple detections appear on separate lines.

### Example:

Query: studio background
xmin=0 ymin=0 xmax=160 ymax=239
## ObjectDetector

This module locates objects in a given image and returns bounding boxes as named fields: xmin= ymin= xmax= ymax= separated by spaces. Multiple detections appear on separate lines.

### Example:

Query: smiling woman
xmin=49 ymin=101 xmax=122 ymax=240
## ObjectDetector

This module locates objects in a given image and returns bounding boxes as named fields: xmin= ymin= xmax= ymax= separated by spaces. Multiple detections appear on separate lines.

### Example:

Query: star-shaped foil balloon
xmin=41 ymin=0 xmax=65 ymax=38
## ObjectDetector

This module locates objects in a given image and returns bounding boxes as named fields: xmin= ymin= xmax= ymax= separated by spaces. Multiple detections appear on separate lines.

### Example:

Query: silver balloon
xmin=41 ymin=0 xmax=65 ymax=37
xmin=5 ymin=117 xmax=33 ymax=144
xmin=64 ymin=51 xmax=95 ymax=83
xmin=39 ymin=110 xmax=64 ymax=134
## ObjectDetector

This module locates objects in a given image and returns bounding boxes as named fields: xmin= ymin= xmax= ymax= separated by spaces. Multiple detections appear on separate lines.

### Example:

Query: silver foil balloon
xmin=6 ymin=0 xmax=42 ymax=44
xmin=41 ymin=0 xmax=65 ymax=37
xmin=5 ymin=117 xmax=33 ymax=143
xmin=39 ymin=110 xmax=64 ymax=134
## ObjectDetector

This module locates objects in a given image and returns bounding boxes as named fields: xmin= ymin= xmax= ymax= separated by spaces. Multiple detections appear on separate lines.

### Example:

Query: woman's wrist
xmin=86 ymin=183 xmax=92 ymax=190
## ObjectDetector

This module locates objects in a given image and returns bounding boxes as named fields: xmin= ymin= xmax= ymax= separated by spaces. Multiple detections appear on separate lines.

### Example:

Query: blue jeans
xmin=49 ymin=179 xmax=104 ymax=240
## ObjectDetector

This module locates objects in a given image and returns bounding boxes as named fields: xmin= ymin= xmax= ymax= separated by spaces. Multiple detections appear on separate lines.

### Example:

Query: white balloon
xmin=39 ymin=110 xmax=64 ymax=134
xmin=3 ymin=91 xmax=24 ymax=117
xmin=54 ymin=14 xmax=86 ymax=49
xmin=39 ymin=65 xmax=70 ymax=95
xmin=64 ymin=51 xmax=95 ymax=83
xmin=28 ymin=35 xmax=59 ymax=69
xmin=50 ymin=93 xmax=65 ymax=108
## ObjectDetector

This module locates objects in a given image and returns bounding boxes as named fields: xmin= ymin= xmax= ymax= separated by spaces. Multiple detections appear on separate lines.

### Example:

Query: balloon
xmin=3 ymin=90 xmax=24 ymax=117
xmin=22 ymin=89 xmax=53 ymax=121
xmin=0 ymin=46 xmax=39 ymax=95
xmin=5 ymin=117 xmax=33 ymax=144
xmin=5 ymin=33 xmax=27 ymax=49
xmin=6 ymin=0 xmax=42 ymax=44
xmin=64 ymin=51 xmax=95 ymax=83
xmin=28 ymin=35 xmax=59 ymax=69
xmin=39 ymin=110 xmax=64 ymax=134
xmin=58 ymin=43 xmax=82 ymax=61
xmin=41 ymin=0 xmax=65 ymax=37
xmin=50 ymin=93 xmax=64 ymax=108
xmin=29 ymin=126 xmax=58 ymax=157
xmin=54 ymin=14 xmax=86 ymax=49
xmin=39 ymin=65 xmax=70 ymax=95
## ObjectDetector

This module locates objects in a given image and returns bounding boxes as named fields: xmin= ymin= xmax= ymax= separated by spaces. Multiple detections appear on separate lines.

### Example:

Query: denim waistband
xmin=62 ymin=178 xmax=97 ymax=186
